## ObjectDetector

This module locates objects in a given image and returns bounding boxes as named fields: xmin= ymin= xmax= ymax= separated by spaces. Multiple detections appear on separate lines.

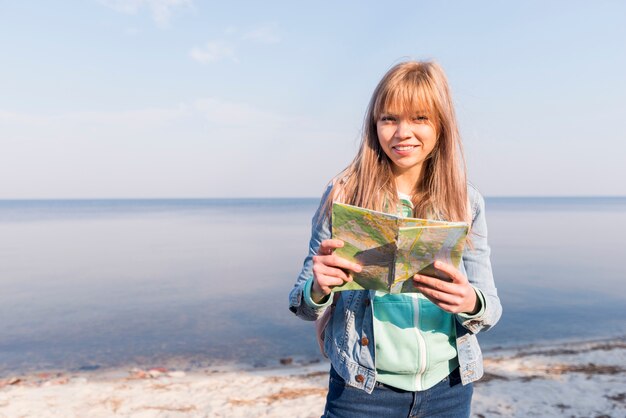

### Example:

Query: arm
xmin=288 ymin=185 xmax=332 ymax=321
xmin=288 ymin=184 xmax=361 ymax=321
xmin=411 ymin=187 xmax=501 ymax=334
xmin=456 ymin=188 xmax=502 ymax=334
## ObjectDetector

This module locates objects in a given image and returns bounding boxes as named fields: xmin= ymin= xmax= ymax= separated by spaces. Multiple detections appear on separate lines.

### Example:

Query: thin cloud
xmin=189 ymin=40 xmax=237 ymax=64
xmin=190 ymin=24 xmax=280 ymax=65
xmin=99 ymin=0 xmax=192 ymax=27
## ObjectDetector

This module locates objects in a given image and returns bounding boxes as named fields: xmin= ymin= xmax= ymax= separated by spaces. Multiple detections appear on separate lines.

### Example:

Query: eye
xmin=413 ymin=115 xmax=429 ymax=123
xmin=379 ymin=115 xmax=397 ymax=123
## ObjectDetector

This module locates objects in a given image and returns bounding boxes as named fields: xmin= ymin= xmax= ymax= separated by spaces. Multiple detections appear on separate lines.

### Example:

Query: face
xmin=376 ymin=111 xmax=438 ymax=180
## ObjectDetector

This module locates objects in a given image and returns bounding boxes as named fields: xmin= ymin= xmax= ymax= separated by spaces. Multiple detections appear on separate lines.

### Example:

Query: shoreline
xmin=3 ymin=334 xmax=624 ymax=379
xmin=1 ymin=336 xmax=625 ymax=417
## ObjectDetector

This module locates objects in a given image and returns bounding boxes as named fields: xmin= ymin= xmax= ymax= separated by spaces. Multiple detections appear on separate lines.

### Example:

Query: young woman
xmin=288 ymin=61 xmax=501 ymax=417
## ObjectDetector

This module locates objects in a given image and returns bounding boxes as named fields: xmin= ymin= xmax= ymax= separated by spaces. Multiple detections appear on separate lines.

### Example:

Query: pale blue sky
xmin=1 ymin=1 xmax=625 ymax=198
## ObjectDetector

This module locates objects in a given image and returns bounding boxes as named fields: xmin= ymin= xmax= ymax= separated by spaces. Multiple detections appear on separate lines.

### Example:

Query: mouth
xmin=392 ymin=144 xmax=420 ymax=151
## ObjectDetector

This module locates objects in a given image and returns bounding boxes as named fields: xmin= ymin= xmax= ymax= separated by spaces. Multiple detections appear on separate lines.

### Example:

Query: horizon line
xmin=1 ymin=195 xmax=626 ymax=201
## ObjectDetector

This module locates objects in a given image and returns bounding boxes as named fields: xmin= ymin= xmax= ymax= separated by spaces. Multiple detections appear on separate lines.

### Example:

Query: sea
xmin=1 ymin=197 xmax=625 ymax=376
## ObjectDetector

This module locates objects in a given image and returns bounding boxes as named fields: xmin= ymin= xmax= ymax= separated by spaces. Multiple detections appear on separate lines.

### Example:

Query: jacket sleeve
xmin=288 ymin=183 xmax=333 ymax=321
xmin=456 ymin=185 xmax=502 ymax=334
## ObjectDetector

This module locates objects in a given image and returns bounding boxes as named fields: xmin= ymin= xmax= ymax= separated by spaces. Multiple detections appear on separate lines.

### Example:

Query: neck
xmin=392 ymin=165 xmax=423 ymax=195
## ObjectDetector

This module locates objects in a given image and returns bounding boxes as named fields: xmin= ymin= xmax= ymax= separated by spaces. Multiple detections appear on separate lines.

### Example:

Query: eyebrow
xmin=379 ymin=111 xmax=430 ymax=117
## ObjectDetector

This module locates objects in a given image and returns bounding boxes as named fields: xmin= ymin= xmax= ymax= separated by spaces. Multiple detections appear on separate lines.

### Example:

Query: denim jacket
xmin=288 ymin=182 xmax=502 ymax=394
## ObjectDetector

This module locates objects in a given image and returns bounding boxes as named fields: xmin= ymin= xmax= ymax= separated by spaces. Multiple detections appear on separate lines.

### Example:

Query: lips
xmin=393 ymin=145 xmax=418 ymax=151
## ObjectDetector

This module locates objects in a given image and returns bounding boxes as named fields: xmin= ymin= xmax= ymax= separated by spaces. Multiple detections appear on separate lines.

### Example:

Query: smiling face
xmin=341 ymin=61 xmax=466 ymax=219
xmin=376 ymin=110 xmax=438 ymax=182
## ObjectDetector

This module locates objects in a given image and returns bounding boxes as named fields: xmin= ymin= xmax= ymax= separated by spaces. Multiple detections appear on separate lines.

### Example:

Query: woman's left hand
xmin=413 ymin=261 xmax=480 ymax=315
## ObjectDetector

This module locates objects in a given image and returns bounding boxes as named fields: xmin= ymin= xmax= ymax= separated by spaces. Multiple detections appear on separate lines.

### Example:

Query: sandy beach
xmin=1 ymin=337 xmax=624 ymax=418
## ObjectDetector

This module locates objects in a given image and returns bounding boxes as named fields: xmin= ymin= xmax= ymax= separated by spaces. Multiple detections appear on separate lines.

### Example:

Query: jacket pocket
xmin=372 ymin=295 xmax=420 ymax=374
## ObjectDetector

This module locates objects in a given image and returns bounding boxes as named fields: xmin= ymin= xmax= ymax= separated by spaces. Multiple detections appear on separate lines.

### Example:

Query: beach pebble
xmin=168 ymin=371 xmax=186 ymax=378
xmin=41 ymin=377 xmax=69 ymax=387
xmin=57 ymin=377 xmax=69 ymax=385
xmin=129 ymin=368 xmax=148 ymax=379
xmin=279 ymin=357 xmax=293 ymax=366
xmin=148 ymin=368 xmax=167 ymax=378
xmin=0 ymin=377 xmax=22 ymax=388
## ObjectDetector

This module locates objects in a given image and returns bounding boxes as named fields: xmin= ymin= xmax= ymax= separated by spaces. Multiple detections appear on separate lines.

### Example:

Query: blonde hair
xmin=325 ymin=60 xmax=469 ymax=223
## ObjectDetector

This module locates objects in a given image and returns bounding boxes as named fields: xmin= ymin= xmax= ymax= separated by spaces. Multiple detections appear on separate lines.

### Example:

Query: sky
xmin=1 ymin=0 xmax=625 ymax=198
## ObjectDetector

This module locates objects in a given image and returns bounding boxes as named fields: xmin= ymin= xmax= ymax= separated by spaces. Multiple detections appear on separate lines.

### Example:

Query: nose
xmin=394 ymin=119 xmax=412 ymax=139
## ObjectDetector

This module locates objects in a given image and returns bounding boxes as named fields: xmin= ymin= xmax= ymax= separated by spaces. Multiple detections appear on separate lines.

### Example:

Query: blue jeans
xmin=323 ymin=366 xmax=473 ymax=418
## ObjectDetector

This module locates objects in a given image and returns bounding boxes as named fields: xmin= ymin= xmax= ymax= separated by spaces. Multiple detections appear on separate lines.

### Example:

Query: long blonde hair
xmin=324 ymin=60 xmax=469 ymax=223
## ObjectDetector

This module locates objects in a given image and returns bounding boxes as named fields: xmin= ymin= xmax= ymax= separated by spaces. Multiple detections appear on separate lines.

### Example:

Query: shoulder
xmin=467 ymin=181 xmax=486 ymax=220
xmin=320 ymin=180 xmax=334 ymax=199
xmin=312 ymin=178 xmax=340 ymax=226
xmin=322 ymin=173 xmax=351 ymax=201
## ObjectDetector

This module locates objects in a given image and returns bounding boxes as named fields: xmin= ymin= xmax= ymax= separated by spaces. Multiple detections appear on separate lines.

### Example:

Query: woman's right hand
xmin=311 ymin=239 xmax=362 ymax=304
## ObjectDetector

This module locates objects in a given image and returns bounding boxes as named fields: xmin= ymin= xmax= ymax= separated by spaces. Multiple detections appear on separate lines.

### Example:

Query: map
xmin=331 ymin=202 xmax=469 ymax=294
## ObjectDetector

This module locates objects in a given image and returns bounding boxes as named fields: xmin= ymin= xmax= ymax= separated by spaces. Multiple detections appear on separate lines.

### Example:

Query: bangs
xmin=372 ymin=73 xmax=440 ymax=124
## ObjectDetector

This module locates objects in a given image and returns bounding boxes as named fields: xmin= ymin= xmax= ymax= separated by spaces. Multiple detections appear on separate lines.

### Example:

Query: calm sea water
xmin=1 ymin=197 xmax=625 ymax=376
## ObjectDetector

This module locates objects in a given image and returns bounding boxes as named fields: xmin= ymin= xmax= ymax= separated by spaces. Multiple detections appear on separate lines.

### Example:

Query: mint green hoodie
xmin=373 ymin=195 xmax=484 ymax=391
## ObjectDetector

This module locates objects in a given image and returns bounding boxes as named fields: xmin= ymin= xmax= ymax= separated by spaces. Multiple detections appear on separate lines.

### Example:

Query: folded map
xmin=331 ymin=202 xmax=469 ymax=294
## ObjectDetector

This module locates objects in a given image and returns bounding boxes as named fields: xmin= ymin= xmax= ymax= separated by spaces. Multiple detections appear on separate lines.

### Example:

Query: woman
xmin=289 ymin=60 xmax=502 ymax=417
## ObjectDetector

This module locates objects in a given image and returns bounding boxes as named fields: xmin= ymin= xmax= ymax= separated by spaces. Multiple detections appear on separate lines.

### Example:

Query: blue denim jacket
xmin=288 ymin=183 xmax=502 ymax=394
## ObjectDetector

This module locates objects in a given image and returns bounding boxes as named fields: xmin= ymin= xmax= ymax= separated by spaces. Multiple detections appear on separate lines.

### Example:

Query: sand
xmin=1 ymin=337 xmax=624 ymax=418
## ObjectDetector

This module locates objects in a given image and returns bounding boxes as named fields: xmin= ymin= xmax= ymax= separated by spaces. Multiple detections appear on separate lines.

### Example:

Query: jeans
xmin=323 ymin=366 xmax=473 ymax=418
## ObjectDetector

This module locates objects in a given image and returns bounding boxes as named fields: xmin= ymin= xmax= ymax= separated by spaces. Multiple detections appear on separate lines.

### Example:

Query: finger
xmin=318 ymin=239 xmax=344 ymax=255
xmin=319 ymin=275 xmax=349 ymax=289
xmin=413 ymin=285 xmax=465 ymax=313
xmin=313 ymin=263 xmax=351 ymax=282
xmin=414 ymin=284 xmax=459 ymax=306
xmin=326 ymin=254 xmax=362 ymax=273
xmin=313 ymin=253 xmax=362 ymax=273
xmin=433 ymin=261 xmax=466 ymax=284
xmin=412 ymin=285 xmax=447 ymax=308
xmin=318 ymin=274 xmax=353 ymax=294
xmin=413 ymin=274 xmax=453 ymax=293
